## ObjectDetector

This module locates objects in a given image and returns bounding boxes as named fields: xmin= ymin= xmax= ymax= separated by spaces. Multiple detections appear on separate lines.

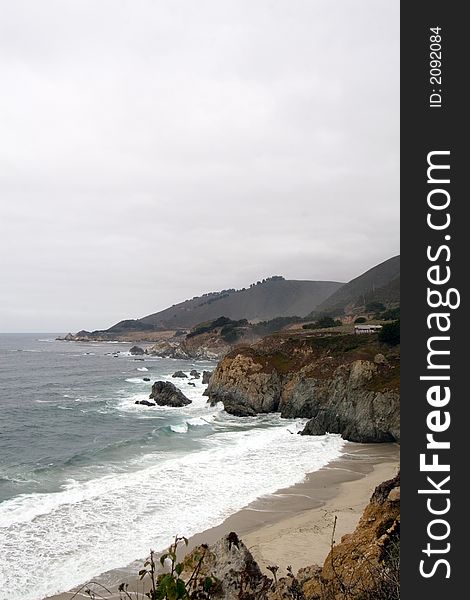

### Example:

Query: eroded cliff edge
xmin=206 ymin=333 xmax=400 ymax=443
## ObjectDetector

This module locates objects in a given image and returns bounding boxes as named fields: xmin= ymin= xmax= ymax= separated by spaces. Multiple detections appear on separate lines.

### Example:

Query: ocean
xmin=0 ymin=333 xmax=345 ymax=600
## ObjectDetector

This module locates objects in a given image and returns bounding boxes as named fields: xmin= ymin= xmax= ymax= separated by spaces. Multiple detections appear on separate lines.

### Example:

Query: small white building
xmin=354 ymin=324 xmax=383 ymax=334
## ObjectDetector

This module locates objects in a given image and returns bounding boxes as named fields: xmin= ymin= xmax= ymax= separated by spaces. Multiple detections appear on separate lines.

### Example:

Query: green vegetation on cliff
xmin=207 ymin=330 xmax=400 ymax=442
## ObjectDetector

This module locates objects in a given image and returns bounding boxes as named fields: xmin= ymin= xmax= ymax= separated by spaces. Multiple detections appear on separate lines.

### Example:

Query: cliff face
xmin=302 ymin=472 xmax=400 ymax=600
xmin=206 ymin=333 xmax=400 ymax=443
xmin=148 ymin=330 xmax=258 ymax=361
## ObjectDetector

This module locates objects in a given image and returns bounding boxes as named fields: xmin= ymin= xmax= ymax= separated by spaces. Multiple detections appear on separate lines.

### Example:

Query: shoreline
xmin=46 ymin=441 xmax=399 ymax=600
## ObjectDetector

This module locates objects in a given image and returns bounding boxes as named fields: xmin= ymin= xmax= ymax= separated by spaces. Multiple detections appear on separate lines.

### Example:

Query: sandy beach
xmin=45 ymin=441 xmax=399 ymax=600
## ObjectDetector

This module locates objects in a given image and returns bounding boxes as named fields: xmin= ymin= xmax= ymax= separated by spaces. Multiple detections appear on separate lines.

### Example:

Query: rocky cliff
xmin=206 ymin=333 xmax=399 ymax=443
xmin=148 ymin=317 xmax=260 ymax=360
xmin=302 ymin=472 xmax=400 ymax=599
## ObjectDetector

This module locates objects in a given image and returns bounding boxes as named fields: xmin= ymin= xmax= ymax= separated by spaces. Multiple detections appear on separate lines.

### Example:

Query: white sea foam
xmin=170 ymin=423 xmax=189 ymax=433
xmin=0 ymin=421 xmax=344 ymax=600
xmin=137 ymin=367 xmax=149 ymax=372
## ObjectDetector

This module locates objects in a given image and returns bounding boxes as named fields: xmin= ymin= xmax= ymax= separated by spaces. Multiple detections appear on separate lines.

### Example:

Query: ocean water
xmin=0 ymin=334 xmax=344 ymax=600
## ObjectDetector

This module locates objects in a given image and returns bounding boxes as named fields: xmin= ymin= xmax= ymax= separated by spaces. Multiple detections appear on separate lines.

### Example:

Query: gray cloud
xmin=0 ymin=0 xmax=399 ymax=332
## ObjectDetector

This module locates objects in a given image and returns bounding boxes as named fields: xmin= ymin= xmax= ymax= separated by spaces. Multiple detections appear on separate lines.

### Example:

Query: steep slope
xmin=314 ymin=255 xmax=400 ymax=316
xmin=118 ymin=278 xmax=343 ymax=331
xmin=206 ymin=331 xmax=400 ymax=442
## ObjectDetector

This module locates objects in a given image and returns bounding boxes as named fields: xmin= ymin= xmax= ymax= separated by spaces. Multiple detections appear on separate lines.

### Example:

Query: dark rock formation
xmin=222 ymin=400 xmax=257 ymax=417
xmin=135 ymin=400 xmax=156 ymax=407
xmin=202 ymin=370 xmax=213 ymax=384
xmin=188 ymin=382 xmax=196 ymax=387
xmin=172 ymin=371 xmax=187 ymax=378
xmin=190 ymin=369 xmax=200 ymax=378
xmin=206 ymin=334 xmax=400 ymax=442
xmin=129 ymin=345 xmax=145 ymax=355
xmin=149 ymin=381 xmax=191 ymax=407
xmin=143 ymin=377 xmax=151 ymax=382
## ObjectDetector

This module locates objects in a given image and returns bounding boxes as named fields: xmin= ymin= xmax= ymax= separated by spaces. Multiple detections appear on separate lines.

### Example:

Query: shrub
xmin=365 ymin=301 xmax=386 ymax=313
xmin=354 ymin=317 xmax=367 ymax=324
xmin=380 ymin=307 xmax=400 ymax=321
xmin=378 ymin=320 xmax=400 ymax=346
xmin=303 ymin=316 xmax=342 ymax=330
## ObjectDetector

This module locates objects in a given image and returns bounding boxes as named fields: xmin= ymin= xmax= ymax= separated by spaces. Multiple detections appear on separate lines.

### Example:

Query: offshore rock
xmin=149 ymin=381 xmax=191 ymax=407
xmin=129 ymin=345 xmax=145 ymax=355
xmin=135 ymin=400 xmax=156 ymax=407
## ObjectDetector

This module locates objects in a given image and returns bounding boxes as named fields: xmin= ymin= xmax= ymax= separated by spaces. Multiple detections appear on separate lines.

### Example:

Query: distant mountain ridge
xmin=107 ymin=277 xmax=343 ymax=333
xmin=64 ymin=256 xmax=400 ymax=341
xmin=312 ymin=255 xmax=400 ymax=316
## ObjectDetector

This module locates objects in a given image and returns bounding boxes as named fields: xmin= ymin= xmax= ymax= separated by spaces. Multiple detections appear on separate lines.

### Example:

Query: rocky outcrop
xmin=129 ymin=345 xmax=145 ymax=355
xmin=202 ymin=370 xmax=213 ymax=384
xmin=147 ymin=335 xmax=231 ymax=361
xmin=172 ymin=371 xmax=188 ymax=378
xmin=135 ymin=400 xmax=156 ymax=407
xmin=302 ymin=472 xmax=400 ymax=599
xmin=180 ymin=474 xmax=400 ymax=600
xmin=149 ymin=381 xmax=191 ymax=407
xmin=56 ymin=330 xmax=97 ymax=342
xmin=147 ymin=318 xmax=260 ymax=361
xmin=183 ymin=533 xmax=268 ymax=600
xmin=190 ymin=369 xmax=200 ymax=378
xmin=148 ymin=339 xmax=192 ymax=359
xmin=206 ymin=334 xmax=400 ymax=442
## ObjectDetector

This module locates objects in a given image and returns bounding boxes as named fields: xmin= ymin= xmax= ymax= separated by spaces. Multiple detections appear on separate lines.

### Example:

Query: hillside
xmin=313 ymin=255 xmax=400 ymax=316
xmin=107 ymin=277 xmax=343 ymax=333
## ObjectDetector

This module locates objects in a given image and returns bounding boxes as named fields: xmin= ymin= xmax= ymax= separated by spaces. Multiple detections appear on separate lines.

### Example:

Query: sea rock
xmin=222 ymin=400 xmax=257 ymax=417
xmin=129 ymin=345 xmax=145 ymax=355
xmin=135 ymin=400 xmax=156 ymax=407
xmin=147 ymin=339 xmax=191 ymax=359
xmin=143 ymin=377 xmax=151 ymax=382
xmin=188 ymin=382 xmax=196 ymax=387
xmin=147 ymin=329 xmax=238 ymax=361
xmin=172 ymin=371 xmax=188 ymax=378
xmin=190 ymin=369 xmax=200 ymax=378
xmin=202 ymin=370 xmax=213 ymax=384
xmin=149 ymin=381 xmax=191 ymax=407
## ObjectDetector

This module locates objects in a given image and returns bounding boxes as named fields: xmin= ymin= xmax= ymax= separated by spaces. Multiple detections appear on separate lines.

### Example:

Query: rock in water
xmin=135 ymin=400 xmax=156 ymax=407
xmin=202 ymin=370 xmax=213 ymax=384
xmin=129 ymin=345 xmax=145 ymax=355
xmin=149 ymin=381 xmax=192 ymax=407
xmin=190 ymin=369 xmax=200 ymax=378
xmin=172 ymin=370 xmax=187 ymax=378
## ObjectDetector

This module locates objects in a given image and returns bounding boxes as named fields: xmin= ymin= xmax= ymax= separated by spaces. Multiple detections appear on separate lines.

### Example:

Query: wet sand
xmin=46 ymin=442 xmax=399 ymax=600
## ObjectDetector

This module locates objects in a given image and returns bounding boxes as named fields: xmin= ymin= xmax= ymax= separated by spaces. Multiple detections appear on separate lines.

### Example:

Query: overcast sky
xmin=0 ymin=0 xmax=399 ymax=333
